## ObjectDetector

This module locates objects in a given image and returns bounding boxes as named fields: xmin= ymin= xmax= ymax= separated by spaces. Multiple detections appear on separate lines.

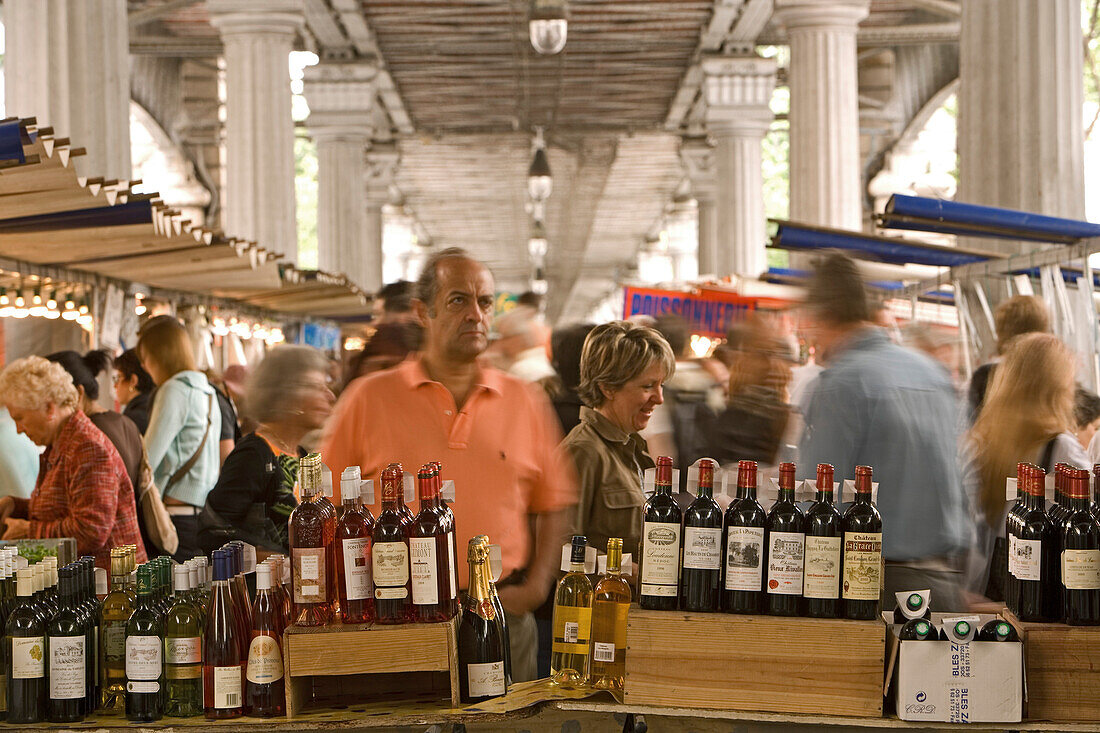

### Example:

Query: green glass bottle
xmin=99 ymin=549 xmax=133 ymax=711
xmin=164 ymin=564 xmax=203 ymax=717
xmin=6 ymin=567 xmax=45 ymax=724
xmin=125 ymin=566 xmax=163 ymax=722
xmin=47 ymin=567 xmax=86 ymax=723
xmin=550 ymin=535 xmax=593 ymax=688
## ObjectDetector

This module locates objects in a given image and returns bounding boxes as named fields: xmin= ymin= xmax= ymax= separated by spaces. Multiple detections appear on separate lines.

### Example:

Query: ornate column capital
xmin=207 ymin=0 xmax=304 ymax=37
xmin=773 ymin=0 xmax=870 ymax=31
xmin=701 ymin=55 xmax=777 ymax=137
xmin=304 ymin=62 xmax=376 ymax=140
xmin=365 ymin=142 xmax=400 ymax=203
xmin=679 ymin=137 xmax=717 ymax=202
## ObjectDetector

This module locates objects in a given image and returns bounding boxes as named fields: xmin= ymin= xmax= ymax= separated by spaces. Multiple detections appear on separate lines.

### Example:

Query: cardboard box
xmin=886 ymin=613 xmax=1022 ymax=724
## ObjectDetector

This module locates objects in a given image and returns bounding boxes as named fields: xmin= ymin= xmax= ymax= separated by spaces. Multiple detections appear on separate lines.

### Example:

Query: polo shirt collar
xmin=398 ymin=354 xmax=505 ymax=396
xmin=580 ymin=406 xmax=633 ymax=446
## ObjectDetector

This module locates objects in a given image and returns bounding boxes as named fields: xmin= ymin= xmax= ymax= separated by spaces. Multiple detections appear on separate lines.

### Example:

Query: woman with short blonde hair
xmin=563 ymin=321 xmax=675 ymax=558
xmin=0 ymin=357 xmax=146 ymax=567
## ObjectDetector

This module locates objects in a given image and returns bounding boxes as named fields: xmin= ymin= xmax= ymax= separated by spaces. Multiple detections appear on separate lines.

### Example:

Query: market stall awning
xmin=233 ymin=270 xmax=369 ymax=319
xmin=880 ymin=194 xmax=1100 ymax=243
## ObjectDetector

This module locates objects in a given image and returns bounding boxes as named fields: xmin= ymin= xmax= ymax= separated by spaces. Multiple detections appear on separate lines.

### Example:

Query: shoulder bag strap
xmin=164 ymin=391 xmax=215 ymax=494
xmin=1040 ymin=435 xmax=1058 ymax=474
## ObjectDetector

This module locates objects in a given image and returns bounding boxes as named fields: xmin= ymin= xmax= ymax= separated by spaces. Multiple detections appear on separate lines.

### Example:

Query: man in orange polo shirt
xmin=321 ymin=248 xmax=577 ymax=681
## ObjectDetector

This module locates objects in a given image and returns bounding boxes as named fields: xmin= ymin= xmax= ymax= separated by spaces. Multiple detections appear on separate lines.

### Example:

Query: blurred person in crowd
xmin=0 ymin=408 xmax=39 ymax=500
xmin=139 ymin=317 xmax=222 ymax=562
xmin=200 ymin=346 xmax=333 ymax=556
xmin=549 ymin=323 xmax=596 ymax=435
xmin=704 ymin=317 xmax=793 ymax=469
xmin=964 ymin=334 xmax=1090 ymax=601
xmin=373 ymin=280 xmax=416 ymax=324
xmin=800 ymin=251 xmax=970 ymax=611
xmin=516 ymin=290 xmax=544 ymax=312
xmin=322 ymin=248 xmax=576 ymax=682
xmin=905 ymin=323 xmax=959 ymax=384
xmin=968 ymin=295 xmax=1050 ymax=419
xmin=113 ymin=348 xmax=155 ymax=434
xmin=222 ymin=364 xmax=254 ymax=434
xmin=47 ymin=350 xmax=143 ymax=495
xmin=561 ymin=321 xmax=674 ymax=560
xmin=344 ymin=321 xmax=423 ymax=387
xmin=0 ymin=357 xmax=146 ymax=567
xmin=643 ymin=315 xmax=723 ymax=479
xmin=493 ymin=304 xmax=556 ymax=384
xmin=1076 ymin=387 xmax=1100 ymax=452
xmin=204 ymin=369 xmax=241 ymax=462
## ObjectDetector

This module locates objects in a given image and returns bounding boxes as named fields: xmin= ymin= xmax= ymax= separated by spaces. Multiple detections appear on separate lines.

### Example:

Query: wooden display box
xmin=1004 ymin=609 xmax=1100 ymax=722
xmin=624 ymin=607 xmax=885 ymax=717
xmin=282 ymin=617 xmax=460 ymax=717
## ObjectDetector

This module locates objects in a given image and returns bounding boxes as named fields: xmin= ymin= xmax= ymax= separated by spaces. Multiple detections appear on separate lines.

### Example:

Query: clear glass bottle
xmin=411 ymin=465 xmax=459 ymax=622
xmin=99 ymin=548 xmax=133 ymax=711
xmin=203 ymin=550 xmax=244 ymax=719
xmin=589 ymin=538 xmax=631 ymax=693
xmin=164 ymin=564 xmax=203 ymax=717
xmin=246 ymin=564 xmax=285 ymax=717
xmin=373 ymin=464 xmax=412 ymax=624
xmin=336 ymin=466 xmax=375 ymax=624
xmin=289 ymin=453 xmax=335 ymax=626
xmin=550 ymin=535 xmax=593 ymax=687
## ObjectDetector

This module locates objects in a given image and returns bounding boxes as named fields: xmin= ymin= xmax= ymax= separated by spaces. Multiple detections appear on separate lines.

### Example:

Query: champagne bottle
xmin=589 ymin=538 xmax=631 ymax=693
xmin=124 ymin=565 xmax=163 ymax=722
xmin=457 ymin=538 xmax=507 ymax=703
xmin=551 ymin=535 xmax=593 ymax=687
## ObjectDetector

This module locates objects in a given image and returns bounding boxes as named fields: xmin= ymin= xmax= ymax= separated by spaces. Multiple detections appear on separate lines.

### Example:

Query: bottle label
xmin=127 ymin=680 xmax=160 ymax=694
xmin=104 ymin=622 xmax=126 ymax=659
xmin=766 ymin=531 xmax=805 ymax=595
xmin=166 ymin=637 xmax=202 ymax=666
xmin=724 ymin=526 xmax=764 ymax=591
xmin=341 ymin=537 xmax=372 ymax=601
xmin=410 ymin=537 xmax=440 ymax=606
xmin=641 ymin=521 xmax=681 ymax=595
xmin=213 ymin=665 xmax=243 ymax=709
xmin=48 ymin=635 xmax=85 ymax=699
xmin=803 ymin=535 xmax=842 ymax=599
xmin=552 ymin=605 xmax=592 ymax=655
xmin=466 ymin=661 xmax=506 ymax=698
xmin=246 ymin=635 xmax=284 ymax=684
xmin=372 ymin=541 xmax=410 ymax=597
xmin=842 ymin=531 xmax=883 ymax=601
xmin=293 ymin=546 xmax=327 ymax=603
xmin=592 ymin=642 xmax=615 ymax=663
xmin=125 ymin=635 xmax=162 ymax=680
xmin=1011 ymin=537 xmax=1041 ymax=581
xmin=1062 ymin=548 xmax=1100 ymax=589
xmin=11 ymin=636 xmax=44 ymax=679
xmin=682 ymin=526 xmax=722 ymax=570
xmin=447 ymin=531 xmax=458 ymax=600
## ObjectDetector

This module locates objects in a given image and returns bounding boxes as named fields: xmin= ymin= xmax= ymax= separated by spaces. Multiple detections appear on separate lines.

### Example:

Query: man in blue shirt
xmin=799 ymin=252 xmax=971 ymax=611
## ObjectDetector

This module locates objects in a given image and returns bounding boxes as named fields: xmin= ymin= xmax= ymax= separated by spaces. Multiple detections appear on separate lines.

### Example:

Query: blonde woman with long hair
xmin=965 ymin=333 xmax=1090 ymax=599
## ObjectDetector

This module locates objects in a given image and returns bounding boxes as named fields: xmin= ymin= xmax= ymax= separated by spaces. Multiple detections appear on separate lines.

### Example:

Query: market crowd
xmin=0 ymin=247 xmax=1093 ymax=678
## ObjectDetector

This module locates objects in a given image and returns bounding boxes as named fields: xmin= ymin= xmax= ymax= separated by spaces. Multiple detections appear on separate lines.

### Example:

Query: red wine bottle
xmin=432 ymin=463 xmax=461 ymax=612
xmin=245 ymin=565 xmax=284 ymax=717
xmin=411 ymin=466 xmax=459 ymax=622
xmin=289 ymin=454 xmax=334 ymax=626
xmin=722 ymin=460 xmax=766 ymax=614
xmin=640 ymin=456 xmax=682 ymax=610
xmin=803 ymin=463 xmax=842 ymax=618
xmin=373 ymin=464 xmax=412 ymax=624
xmin=203 ymin=550 xmax=243 ymax=719
xmin=336 ymin=467 xmax=375 ymax=624
xmin=680 ymin=459 xmax=722 ymax=612
xmin=765 ymin=462 xmax=805 ymax=616
xmin=841 ymin=466 xmax=883 ymax=620
xmin=1061 ymin=467 xmax=1100 ymax=625
xmin=1013 ymin=465 xmax=1057 ymax=622
xmin=1004 ymin=462 xmax=1030 ymax=616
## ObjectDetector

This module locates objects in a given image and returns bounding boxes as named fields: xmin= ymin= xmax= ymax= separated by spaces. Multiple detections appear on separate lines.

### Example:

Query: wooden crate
xmin=282 ymin=617 xmax=460 ymax=717
xmin=1004 ymin=609 xmax=1100 ymax=722
xmin=624 ymin=607 xmax=885 ymax=717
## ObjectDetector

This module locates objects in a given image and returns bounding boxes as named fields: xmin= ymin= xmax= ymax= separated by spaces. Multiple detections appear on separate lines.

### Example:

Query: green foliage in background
xmin=296 ymin=134 xmax=319 ymax=270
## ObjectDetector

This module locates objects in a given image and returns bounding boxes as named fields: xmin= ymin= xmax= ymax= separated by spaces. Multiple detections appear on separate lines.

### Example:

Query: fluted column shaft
xmin=362 ymin=146 xmax=399 ymax=292
xmin=775 ymin=0 xmax=869 ymax=231
xmin=209 ymin=0 xmax=304 ymax=264
xmin=5 ymin=0 xmax=130 ymax=179
xmin=680 ymin=139 xmax=719 ymax=278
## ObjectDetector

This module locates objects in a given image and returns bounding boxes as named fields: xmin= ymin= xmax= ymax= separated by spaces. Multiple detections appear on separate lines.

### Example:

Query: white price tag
xmin=320 ymin=465 xmax=334 ymax=498
xmin=642 ymin=467 xmax=680 ymax=498
xmin=361 ymin=479 xmax=375 ymax=505
xmin=684 ymin=458 xmax=723 ymax=495
xmin=240 ymin=543 xmax=257 ymax=574
xmin=403 ymin=474 xmax=415 ymax=503
xmin=488 ymin=544 xmax=503 ymax=583
xmin=595 ymin=552 xmax=633 ymax=576
xmin=841 ymin=479 xmax=879 ymax=506
xmin=442 ymin=480 xmax=456 ymax=503
xmin=559 ymin=544 xmax=598 ymax=573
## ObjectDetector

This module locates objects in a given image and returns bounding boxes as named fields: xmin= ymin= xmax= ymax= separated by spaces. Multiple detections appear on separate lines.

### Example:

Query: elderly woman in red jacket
xmin=0 ymin=356 xmax=146 ymax=568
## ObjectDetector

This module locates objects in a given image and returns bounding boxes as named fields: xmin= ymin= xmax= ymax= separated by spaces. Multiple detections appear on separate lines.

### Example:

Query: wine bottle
xmin=1004 ymin=462 xmax=1030 ymax=617
xmin=246 ymin=564 xmax=285 ymax=717
xmin=77 ymin=557 xmax=98 ymax=710
xmin=681 ymin=459 xmax=723 ymax=612
xmin=227 ymin=546 xmax=252 ymax=656
xmin=977 ymin=619 xmax=1019 ymax=642
xmin=722 ymin=460 xmax=766 ymax=614
xmin=1050 ymin=464 xmax=1069 ymax=618
xmin=337 ymin=466 xmax=375 ymax=624
xmin=47 ymin=567 xmax=86 ymax=723
xmin=204 ymin=550 xmax=244 ymax=719
xmin=589 ymin=538 xmax=631 ymax=693
xmin=457 ymin=538 xmax=507 ymax=703
xmin=432 ymin=463 xmax=461 ymax=612
xmin=892 ymin=590 xmax=931 ymax=624
xmin=765 ymin=462 xmax=805 ymax=616
xmin=164 ymin=564 xmax=203 ymax=717
xmin=803 ymin=463 xmax=842 ymax=618
xmin=124 ymin=565 xmax=163 ymax=722
xmin=289 ymin=453 xmax=334 ymax=626
xmin=411 ymin=465 xmax=459 ymax=622
xmin=898 ymin=618 xmax=936 ymax=641
xmin=940 ymin=619 xmax=976 ymax=643
xmin=313 ymin=467 xmax=341 ymax=617
xmin=6 ymin=567 xmax=44 ymax=724
xmin=551 ymin=535 xmax=593 ymax=687
xmin=841 ymin=465 xmax=883 ymax=620
xmin=639 ymin=456 xmax=682 ymax=610
xmin=373 ymin=464 xmax=412 ymax=624
xmin=99 ymin=548 xmax=133 ymax=711
xmin=1010 ymin=465 xmax=1056 ymax=622
xmin=1061 ymin=467 xmax=1100 ymax=625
